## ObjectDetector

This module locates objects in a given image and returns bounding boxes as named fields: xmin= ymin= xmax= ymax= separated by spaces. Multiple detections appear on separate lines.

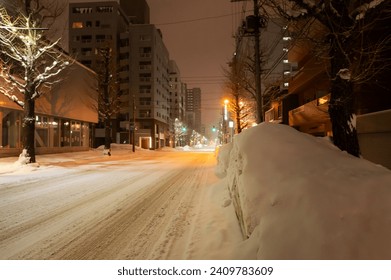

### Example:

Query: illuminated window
xmin=317 ymin=95 xmax=330 ymax=106
xmin=72 ymin=22 xmax=83 ymax=29
xmin=283 ymin=36 xmax=291 ymax=41
xmin=283 ymin=59 xmax=289 ymax=63
xmin=284 ymin=82 xmax=289 ymax=87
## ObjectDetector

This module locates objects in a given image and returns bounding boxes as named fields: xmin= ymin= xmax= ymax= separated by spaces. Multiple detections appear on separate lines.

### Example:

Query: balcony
xmin=289 ymin=94 xmax=331 ymax=135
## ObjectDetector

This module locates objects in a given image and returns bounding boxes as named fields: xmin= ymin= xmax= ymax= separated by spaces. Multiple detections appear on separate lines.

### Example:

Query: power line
xmin=154 ymin=10 xmax=251 ymax=26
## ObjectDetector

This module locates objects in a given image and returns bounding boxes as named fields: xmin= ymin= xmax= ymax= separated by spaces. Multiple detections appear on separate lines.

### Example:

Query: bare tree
xmin=0 ymin=4 xmax=69 ymax=163
xmin=174 ymin=118 xmax=187 ymax=147
xmin=268 ymin=0 xmax=391 ymax=157
xmin=224 ymin=56 xmax=254 ymax=133
xmin=95 ymin=47 xmax=121 ymax=156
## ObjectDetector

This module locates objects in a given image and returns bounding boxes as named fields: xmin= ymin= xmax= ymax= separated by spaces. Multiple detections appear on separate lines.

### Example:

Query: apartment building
xmin=69 ymin=1 xmax=131 ymax=147
xmin=128 ymin=24 xmax=171 ymax=149
xmin=169 ymin=60 xmax=186 ymax=123
xmin=186 ymin=88 xmax=202 ymax=134
xmin=261 ymin=19 xmax=298 ymax=125
xmin=69 ymin=1 xmax=175 ymax=149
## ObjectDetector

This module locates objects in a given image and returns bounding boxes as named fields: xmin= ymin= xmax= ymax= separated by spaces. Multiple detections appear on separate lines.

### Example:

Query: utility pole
xmin=230 ymin=0 xmax=265 ymax=123
xmin=253 ymin=0 xmax=263 ymax=123
xmin=132 ymin=94 xmax=136 ymax=152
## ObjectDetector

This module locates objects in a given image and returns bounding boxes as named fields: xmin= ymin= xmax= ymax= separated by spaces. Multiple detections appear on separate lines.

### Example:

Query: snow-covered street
xmin=2 ymin=124 xmax=391 ymax=261
xmin=0 ymin=148 xmax=243 ymax=260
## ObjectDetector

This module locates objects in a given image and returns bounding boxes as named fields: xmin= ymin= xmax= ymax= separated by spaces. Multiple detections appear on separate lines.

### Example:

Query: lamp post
xmin=223 ymin=99 xmax=229 ymax=143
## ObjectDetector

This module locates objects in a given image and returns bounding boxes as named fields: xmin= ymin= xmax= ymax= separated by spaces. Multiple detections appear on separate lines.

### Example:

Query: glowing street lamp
xmin=224 ymin=99 xmax=229 ymax=121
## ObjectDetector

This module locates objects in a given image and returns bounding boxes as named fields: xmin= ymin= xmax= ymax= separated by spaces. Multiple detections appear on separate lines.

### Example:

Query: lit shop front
xmin=0 ymin=63 xmax=98 ymax=157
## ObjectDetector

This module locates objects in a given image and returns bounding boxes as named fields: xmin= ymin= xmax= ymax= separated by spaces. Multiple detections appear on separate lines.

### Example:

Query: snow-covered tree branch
xmin=267 ymin=0 xmax=390 ymax=157
xmin=0 ymin=4 xmax=69 ymax=163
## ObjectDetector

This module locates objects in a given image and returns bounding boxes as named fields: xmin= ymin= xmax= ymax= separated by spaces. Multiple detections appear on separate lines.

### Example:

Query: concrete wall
xmin=357 ymin=109 xmax=391 ymax=169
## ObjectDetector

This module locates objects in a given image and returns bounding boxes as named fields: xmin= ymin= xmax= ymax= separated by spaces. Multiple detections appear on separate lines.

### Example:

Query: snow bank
xmin=216 ymin=123 xmax=391 ymax=259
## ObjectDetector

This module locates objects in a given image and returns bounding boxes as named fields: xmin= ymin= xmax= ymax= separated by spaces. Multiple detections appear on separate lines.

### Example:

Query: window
xmin=139 ymin=110 xmax=151 ymax=118
xmin=86 ymin=21 xmax=92 ymax=27
xmin=61 ymin=120 xmax=71 ymax=147
xmin=72 ymin=7 xmax=92 ymax=14
xmin=139 ymin=61 xmax=151 ymax=70
xmin=97 ymin=6 xmax=113 ymax=13
xmin=140 ymin=85 xmax=151 ymax=94
xmin=140 ymin=47 xmax=151 ymax=57
xmin=71 ymin=121 xmax=81 ymax=147
xmin=139 ymin=97 xmax=151 ymax=105
xmin=120 ymin=39 xmax=129 ymax=47
xmin=72 ymin=22 xmax=83 ymax=29
xmin=139 ymin=73 xmax=151 ymax=82
xmin=81 ymin=35 xmax=92 ymax=43
xmin=96 ymin=35 xmax=105 ymax=42
xmin=52 ymin=118 xmax=59 ymax=147
xmin=35 ymin=115 xmax=49 ymax=148
xmin=81 ymin=48 xmax=92 ymax=56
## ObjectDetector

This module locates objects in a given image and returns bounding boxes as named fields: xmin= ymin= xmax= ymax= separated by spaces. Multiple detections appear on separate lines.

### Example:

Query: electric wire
xmin=154 ymin=10 xmax=251 ymax=26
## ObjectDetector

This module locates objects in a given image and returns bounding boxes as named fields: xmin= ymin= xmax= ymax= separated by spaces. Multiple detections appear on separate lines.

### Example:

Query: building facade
xmin=128 ymin=24 xmax=172 ymax=149
xmin=69 ymin=1 xmax=176 ymax=150
xmin=69 ymin=1 xmax=133 ymax=147
xmin=168 ymin=60 xmax=186 ymax=123
xmin=186 ymin=87 xmax=202 ymax=134
xmin=0 ymin=62 xmax=98 ymax=157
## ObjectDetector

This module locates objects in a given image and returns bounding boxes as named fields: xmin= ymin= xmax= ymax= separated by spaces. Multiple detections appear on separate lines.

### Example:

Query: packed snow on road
xmin=1 ymin=123 xmax=391 ymax=259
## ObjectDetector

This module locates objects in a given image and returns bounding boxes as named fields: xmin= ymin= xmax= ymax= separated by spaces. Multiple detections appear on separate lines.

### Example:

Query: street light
xmin=223 ymin=99 xmax=230 ymax=143
xmin=224 ymin=99 xmax=229 ymax=121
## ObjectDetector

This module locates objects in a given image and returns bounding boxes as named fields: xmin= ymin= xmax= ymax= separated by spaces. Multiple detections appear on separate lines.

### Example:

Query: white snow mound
xmin=216 ymin=123 xmax=391 ymax=259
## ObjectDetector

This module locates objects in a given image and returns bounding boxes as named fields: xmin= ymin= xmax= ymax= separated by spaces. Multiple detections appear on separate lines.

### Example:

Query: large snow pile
xmin=216 ymin=123 xmax=391 ymax=259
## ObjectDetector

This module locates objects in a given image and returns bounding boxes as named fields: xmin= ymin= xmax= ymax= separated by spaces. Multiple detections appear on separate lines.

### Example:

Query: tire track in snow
xmin=53 ymin=156 xmax=210 ymax=259
xmin=0 ymin=152 xmax=215 ymax=259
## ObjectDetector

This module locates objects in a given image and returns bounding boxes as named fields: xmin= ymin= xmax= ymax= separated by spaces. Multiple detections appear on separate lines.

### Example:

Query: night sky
xmin=147 ymin=0 xmax=238 ymax=126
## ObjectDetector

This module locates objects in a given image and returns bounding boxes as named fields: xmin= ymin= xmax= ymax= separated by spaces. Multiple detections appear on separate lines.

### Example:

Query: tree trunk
xmin=328 ymin=42 xmax=360 ymax=157
xmin=22 ymin=96 xmax=36 ymax=163
xmin=235 ymin=94 xmax=242 ymax=133
xmin=104 ymin=117 xmax=111 ymax=154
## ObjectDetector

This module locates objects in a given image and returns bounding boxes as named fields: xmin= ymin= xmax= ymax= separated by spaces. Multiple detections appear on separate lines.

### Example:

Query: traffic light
xmin=212 ymin=126 xmax=217 ymax=132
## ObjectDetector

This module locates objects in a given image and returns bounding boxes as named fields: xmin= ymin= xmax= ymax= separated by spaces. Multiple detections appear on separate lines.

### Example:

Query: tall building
xmin=69 ymin=1 xmax=174 ymax=149
xmin=128 ymin=24 xmax=171 ymax=149
xmin=186 ymin=88 xmax=202 ymax=133
xmin=69 ymin=1 xmax=132 ymax=146
xmin=169 ymin=60 xmax=186 ymax=122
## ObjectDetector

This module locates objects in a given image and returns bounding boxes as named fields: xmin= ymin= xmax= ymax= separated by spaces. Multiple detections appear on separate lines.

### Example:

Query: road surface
xmin=0 ymin=150 xmax=224 ymax=259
